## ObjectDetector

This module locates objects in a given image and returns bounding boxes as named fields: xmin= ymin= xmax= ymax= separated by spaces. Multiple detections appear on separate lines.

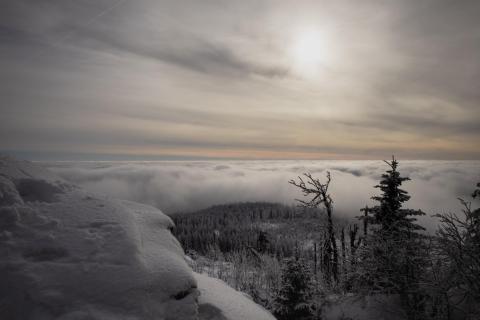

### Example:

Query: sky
xmin=1 ymin=0 xmax=479 ymax=160
xmin=44 ymin=160 xmax=480 ymax=232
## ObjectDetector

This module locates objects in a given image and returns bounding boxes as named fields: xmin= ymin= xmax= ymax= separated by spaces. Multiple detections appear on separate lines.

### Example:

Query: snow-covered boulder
xmin=0 ymin=156 xmax=275 ymax=320
xmin=0 ymin=156 xmax=198 ymax=319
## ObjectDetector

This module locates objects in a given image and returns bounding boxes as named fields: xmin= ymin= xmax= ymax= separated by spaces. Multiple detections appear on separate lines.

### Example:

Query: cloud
xmin=1 ymin=0 xmax=479 ymax=159
xmin=78 ymin=27 xmax=289 ymax=78
xmin=44 ymin=160 xmax=480 ymax=232
xmin=0 ymin=0 xmax=288 ymax=78
xmin=214 ymin=165 xmax=230 ymax=171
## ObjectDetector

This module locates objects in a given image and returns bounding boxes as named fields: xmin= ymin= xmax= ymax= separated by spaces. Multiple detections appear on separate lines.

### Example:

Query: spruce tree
xmin=273 ymin=258 xmax=316 ymax=320
xmin=369 ymin=156 xmax=425 ymax=234
xmin=356 ymin=156 xmax=427 ymax=320
xmin=257 ymin=230 xmax=270 ymax=253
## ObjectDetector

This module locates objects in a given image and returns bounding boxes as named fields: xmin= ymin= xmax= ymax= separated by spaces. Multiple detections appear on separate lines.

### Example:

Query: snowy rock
xmin=0 ymin=155 xmax=276 ymax=320
xmin=0 ymin=156 xmax=197 ymax=319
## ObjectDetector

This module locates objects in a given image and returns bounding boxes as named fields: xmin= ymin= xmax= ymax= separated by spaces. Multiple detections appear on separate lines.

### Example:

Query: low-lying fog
xmin=43 ymin=160 xmax=480 ymax=232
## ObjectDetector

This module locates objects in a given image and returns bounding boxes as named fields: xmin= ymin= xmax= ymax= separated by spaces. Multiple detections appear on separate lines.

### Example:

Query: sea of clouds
xmin=43 ymin=160 xmax=480 ymax=231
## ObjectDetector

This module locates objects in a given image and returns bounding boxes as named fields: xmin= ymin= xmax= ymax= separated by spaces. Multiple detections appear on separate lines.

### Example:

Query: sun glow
xmin=291 ymin=28 xmax=329 ymax=77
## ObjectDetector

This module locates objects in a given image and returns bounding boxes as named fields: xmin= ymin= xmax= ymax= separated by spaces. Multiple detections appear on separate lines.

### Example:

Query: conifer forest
xmin=172 ymin=158 xmax=480 ymax=320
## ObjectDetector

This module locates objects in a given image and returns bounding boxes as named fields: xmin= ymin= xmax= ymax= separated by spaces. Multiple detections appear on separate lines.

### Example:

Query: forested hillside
xmin=170 ymin=159 xmax=480 ymax=320
xmin=172 ymin=202 xmax=349 ymax=258
xmin=171 ymin=202 xmax=371 ymax=315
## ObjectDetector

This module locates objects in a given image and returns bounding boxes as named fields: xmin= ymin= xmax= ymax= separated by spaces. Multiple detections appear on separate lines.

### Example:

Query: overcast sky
xmin=1 ymin=0 xmax=479 ymax=160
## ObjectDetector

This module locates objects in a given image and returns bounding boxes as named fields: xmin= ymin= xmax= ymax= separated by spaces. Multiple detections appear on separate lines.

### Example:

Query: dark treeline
xmin=170 ymin=158 xmax=480 ymax=320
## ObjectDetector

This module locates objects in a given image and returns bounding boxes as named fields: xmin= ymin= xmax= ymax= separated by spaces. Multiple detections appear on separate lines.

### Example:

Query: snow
xmin=195 ymin=273 xmax=276 ymax=320
xmin=0 ymin=155 xmax=276 ymax=320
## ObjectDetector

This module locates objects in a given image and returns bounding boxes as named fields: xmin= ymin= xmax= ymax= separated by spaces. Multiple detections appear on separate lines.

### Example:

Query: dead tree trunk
xmin=289 ymin=171 xmax=338 ymax=283
xmin=349 ymin=224 xmax=359 ymax=268
xmin=323 ymin=232 xmax=330 ymax=281
xmin=360 ymin=205 xmax=369 ymax=238
xmin=341 ymin=227 xmax=346 ymax=280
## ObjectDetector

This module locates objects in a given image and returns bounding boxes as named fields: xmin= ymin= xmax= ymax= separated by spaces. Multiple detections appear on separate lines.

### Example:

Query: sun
xmin=291 ymin=28 xmax=328 ymax=76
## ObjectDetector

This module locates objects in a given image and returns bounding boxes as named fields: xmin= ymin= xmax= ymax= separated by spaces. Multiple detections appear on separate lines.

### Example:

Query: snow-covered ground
xmin=196 ymin=273 xmax=275 ymax=320
xmin=0 ymin=155 xmax=275 ymax=320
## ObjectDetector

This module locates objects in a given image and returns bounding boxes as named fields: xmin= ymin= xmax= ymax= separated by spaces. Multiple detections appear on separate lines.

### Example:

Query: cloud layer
xmin=44 ymin=160 xmax=480 ymax=231
xmin=1 ymin=0 xmax=480 ymax=159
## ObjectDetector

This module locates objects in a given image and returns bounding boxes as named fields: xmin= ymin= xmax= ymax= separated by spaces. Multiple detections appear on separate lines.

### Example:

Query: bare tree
xmin=434 ymin=186 xmax=480 ymax=318
xmin=289 ymin=172 xmax=338 ymax=283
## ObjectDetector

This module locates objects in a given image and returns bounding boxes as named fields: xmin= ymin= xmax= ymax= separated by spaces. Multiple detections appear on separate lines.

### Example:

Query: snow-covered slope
xmin=195 ymin=273 xmax=275 ymax=320
xmin=0 ymin=156 xmax=275 ymax=320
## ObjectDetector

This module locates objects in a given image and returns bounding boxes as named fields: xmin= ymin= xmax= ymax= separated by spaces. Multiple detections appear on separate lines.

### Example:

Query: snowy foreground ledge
xmin=0 ymin=156 xmax=275 ymax=320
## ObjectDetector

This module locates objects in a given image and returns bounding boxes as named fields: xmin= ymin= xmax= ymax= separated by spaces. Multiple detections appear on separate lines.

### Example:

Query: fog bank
xmin=44 ymin=160 xmax=479 ymax=230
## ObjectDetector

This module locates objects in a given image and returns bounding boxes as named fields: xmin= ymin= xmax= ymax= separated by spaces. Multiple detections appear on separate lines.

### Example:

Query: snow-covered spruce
xmin=0 ymin=156 xmax=275 ymax=320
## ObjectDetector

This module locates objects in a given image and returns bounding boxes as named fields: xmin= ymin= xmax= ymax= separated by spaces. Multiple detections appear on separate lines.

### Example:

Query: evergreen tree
xmin=257 ymin=230 xmax=270 ymax=253
xmin=356 ymin=156 xmax=427 ymax=320
xmin=273 ymin=258 xmax=316 ymax=320
xmin=472 ymin=182 xmax=480 ymax=199
xmin=368 ymin=156 xmax=425 ymax=233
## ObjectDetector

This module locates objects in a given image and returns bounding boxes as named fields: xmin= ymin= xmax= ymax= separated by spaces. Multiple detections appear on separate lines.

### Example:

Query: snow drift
xmin=195 ymin=273 xmax=275 ymax=320
xmin=0 ymin=156 xmax=274 ymax=320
